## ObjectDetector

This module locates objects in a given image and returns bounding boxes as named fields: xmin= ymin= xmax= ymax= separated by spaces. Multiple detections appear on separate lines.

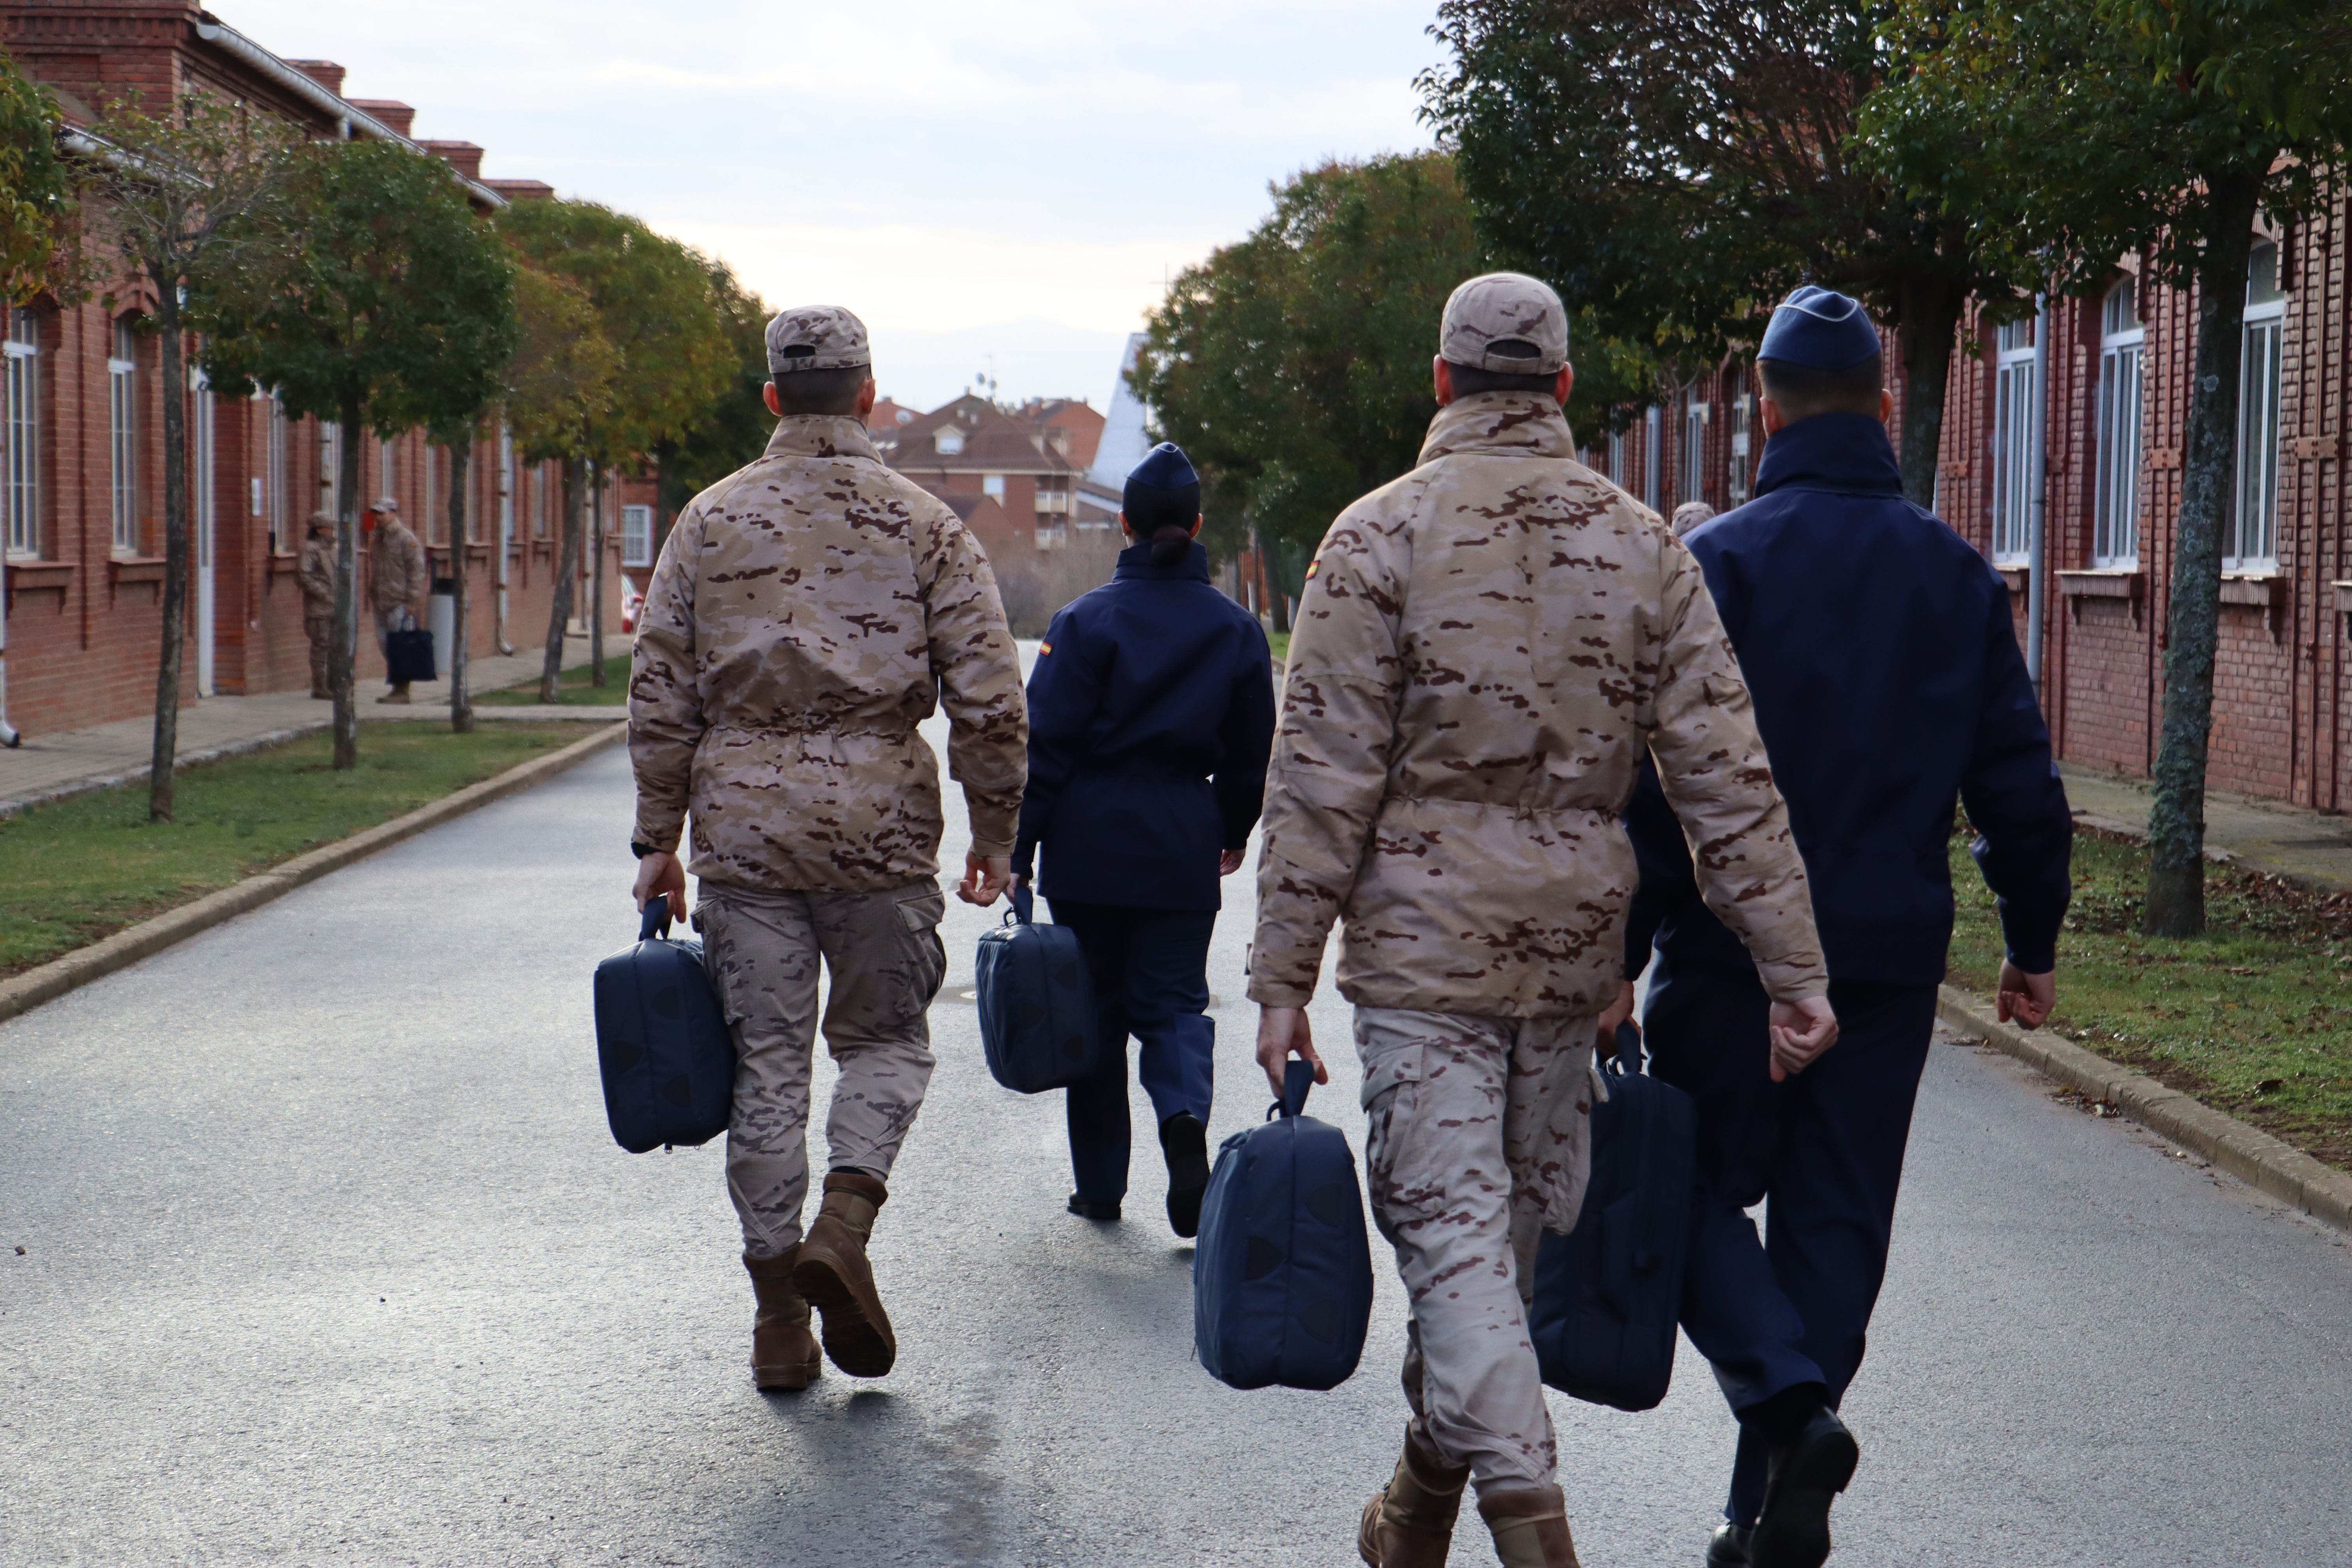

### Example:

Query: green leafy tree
xmin=501 ymin=261 xmax=618 ymax=702
xmin=656 ymin=254 xmax=771 ymax=558
xmin=368 ymin=227 xmax=517 ymax=737
xmin=1134 ymin=153 xmax=1644 ymax=619
xmin=200 ymin=138 xmax=516 ymax=769
xmin=1422 ymin=0 xmax=2018 ymax=506
xmin=0 ymin=49 xmax=79 ymax=305
xmin=1868 ymin=0 xmax=2352 ymax=934
xmin=81 ymin=92 xmax=298 ymax=818
xmin=497 ymin=199 xmax=729 ymax=693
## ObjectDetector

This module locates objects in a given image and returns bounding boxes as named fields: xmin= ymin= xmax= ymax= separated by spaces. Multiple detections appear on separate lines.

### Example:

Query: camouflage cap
xmin=1439 ymin=272 xmax=1569 ymax=375
xmin=766 ymin=305 xmax=871 ymax=375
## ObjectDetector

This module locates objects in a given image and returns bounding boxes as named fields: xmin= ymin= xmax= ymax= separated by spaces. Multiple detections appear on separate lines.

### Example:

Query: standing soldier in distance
xmin=1012 ymin=441 xmax=1276 ymax=1236
xmin=1249 ymin=272 xmax=1837 ymax=1568
xmin=1621 ymin=287 xmax=2072 ymax=1568
xmin=366 ymin=497 xmax=427 ymax=705
xmin=629 ymin=305 xmax=1026 ymax=1391
xmin=297 ymin=514 xmax=336 ymax=699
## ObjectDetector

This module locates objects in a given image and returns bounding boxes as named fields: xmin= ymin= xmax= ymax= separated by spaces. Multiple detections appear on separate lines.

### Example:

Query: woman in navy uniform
xmin=1012 ymin=443 xmax=1277 ymax=1237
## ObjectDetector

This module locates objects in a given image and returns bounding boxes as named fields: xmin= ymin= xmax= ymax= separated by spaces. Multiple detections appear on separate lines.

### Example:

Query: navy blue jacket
xmin=1013 ymin=542 xmax=1276 ymax=912
xmin=1625 ymin=412 xmax=2072 ymax=986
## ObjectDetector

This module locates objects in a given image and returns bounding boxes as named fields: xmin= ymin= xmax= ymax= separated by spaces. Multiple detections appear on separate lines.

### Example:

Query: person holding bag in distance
xmin=1012 ymin=443 xmax=1277 ymax=1236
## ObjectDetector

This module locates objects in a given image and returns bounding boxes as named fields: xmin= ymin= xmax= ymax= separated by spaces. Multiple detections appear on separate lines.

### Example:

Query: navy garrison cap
xmin=1757 ymin=285 xmax=1880 ymax=369
xmin=1126 ymin=442 xmax=1198 ymax=492
xmin=1123 ymin=442 xmax=1200 ymax=530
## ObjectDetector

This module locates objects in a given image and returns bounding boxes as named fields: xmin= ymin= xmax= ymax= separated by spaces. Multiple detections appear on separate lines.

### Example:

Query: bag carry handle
xmin=1005 ymin=882 xmax=1036 ymax=926
xmin=1266 ymin=1057 xmax=1315 ymax=1120
xmin=640 ymin=893 xmax=672 ymax=942
xmin=1611 ymin=1020 xmax=1643 ymax=1076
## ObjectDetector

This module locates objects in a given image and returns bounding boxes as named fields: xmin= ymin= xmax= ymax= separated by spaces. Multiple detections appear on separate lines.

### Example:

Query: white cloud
xmin=206 ymin=0 xmax=1444 ymax=405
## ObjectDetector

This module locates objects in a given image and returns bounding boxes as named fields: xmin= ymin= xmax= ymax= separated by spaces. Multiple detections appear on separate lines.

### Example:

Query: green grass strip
xmin=474 ymin=653 xmax=630 ymax=707
xmin=1948 ymin=827 xmax=2352 ymax=1173
xmin=0 ymin=720 xmax=610 ymax=977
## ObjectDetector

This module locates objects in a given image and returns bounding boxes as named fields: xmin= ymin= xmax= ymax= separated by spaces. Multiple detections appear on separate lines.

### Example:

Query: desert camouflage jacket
xmin=297 ymin=535 xmax=335 ymax=612
xmin=629 ymin=416 xmax=1028 ymax=893
xmin=367 ymin=520 xmax=427 ymax=615
xmin=1248 ymin=392 xmax=1826 ymax=1018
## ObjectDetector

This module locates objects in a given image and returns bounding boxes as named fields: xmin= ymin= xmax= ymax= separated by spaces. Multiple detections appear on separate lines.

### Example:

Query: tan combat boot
xmin=790 ymin=1171 xmax=897 ymax=1377
xmin=1357 ymin=1423 xmax=1470 ymax=1567
xmin=1479 ymin=1484 xmax=1581 ymax=1568
xmin=743 ymin=1247 xmax=822 ymax=1392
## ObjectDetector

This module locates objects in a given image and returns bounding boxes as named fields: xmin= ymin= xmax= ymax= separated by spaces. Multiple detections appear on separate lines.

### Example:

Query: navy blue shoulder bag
xmin=973 ymin=884 xmax=1099 ymax=1093
xmin=591 ymin=895 xmax=734 ymax=1154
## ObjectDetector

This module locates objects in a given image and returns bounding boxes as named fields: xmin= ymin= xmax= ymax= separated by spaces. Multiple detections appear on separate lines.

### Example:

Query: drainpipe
xmin=2026 ymin=293 xmax=2052 ymax=703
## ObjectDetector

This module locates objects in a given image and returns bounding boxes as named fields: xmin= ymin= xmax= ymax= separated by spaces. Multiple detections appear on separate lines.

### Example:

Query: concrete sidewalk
xmin=2061 ymin=762 xmax=2352 ymax=895
xmin=0 ymin=633 xmax=626 ymax=817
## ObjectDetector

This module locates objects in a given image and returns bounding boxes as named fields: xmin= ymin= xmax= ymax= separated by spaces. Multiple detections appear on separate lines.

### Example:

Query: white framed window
xmin=1606 ymin=430 xmax=1625 ymax=487
xmin=534 ymin=460 xmax=550 ymax=537
xmin=2093 ymin=279 xmax=2145 ymax=568
xmin=622 ymin=502 xmax=653 ymax=567
xmin=935 ymin=428 xmax=964 ymax=456
xmin=109 ymin=318 xmax=140 ymax=554
xmin=1643 ymin=405 xmax=1661 ymax=511
xmin=255 ymin=390 xmax=289 ymax=553
xmin=4 ymin=309 xmax=40 ymax=557
xmin=2230 ymin=241 xmax=2285 ymax=572
xmin=379 ymin=434 xmax=396 ymax=512
xmin=1991 ymin=317 xmax=2035 ymax=565
xmin=982 ymin=472 xmax=1005 ymax=499
xmin=1728 ymin=387 xmax=1752 ymax=506
xmin=1680 ymin=390 xmax=1709 ymax=506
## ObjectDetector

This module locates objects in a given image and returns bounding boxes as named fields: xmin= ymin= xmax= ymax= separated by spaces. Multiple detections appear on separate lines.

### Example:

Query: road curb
xmin=0 ymin=722 xmax=625 ymax=1029
xmin=1936 ymin=984 xmax=2352 ymax=1235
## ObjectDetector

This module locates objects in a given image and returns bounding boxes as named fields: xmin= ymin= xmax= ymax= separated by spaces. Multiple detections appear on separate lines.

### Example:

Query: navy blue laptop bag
xmin=973 ymin=884 xmax=1099 ymax=1094
xmin=591 ymin=895 xmax=734 ymax=1154
xmin=1530 ymin=1022 xmax=1696 ymax=1412
xmin=1194 ymin=1060 xmax=1374 ymax=1392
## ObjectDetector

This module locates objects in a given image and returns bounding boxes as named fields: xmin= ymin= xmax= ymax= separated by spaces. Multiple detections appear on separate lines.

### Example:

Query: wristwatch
xmin=630 ymin=840 xmax=666 ymax=859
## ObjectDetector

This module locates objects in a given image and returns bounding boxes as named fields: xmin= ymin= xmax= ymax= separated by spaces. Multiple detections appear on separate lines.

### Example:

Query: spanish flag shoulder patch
xmin=1304 ymin=559 xmax=1320 ymax=581
xmin=1038 ymin=640 xmax=1053 ymax=655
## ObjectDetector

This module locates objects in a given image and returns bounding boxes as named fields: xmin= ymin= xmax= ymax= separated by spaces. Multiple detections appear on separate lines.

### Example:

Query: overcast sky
xmin=212 ymin=0 xmax=1445 ymax=413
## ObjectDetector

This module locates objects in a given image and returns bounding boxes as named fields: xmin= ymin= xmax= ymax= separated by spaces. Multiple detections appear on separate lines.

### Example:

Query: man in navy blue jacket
xmin=1013 ymin=445 xmax=1276 ymax=1236
xmin=1622 ymin=287 xmax=2073 ymax=1568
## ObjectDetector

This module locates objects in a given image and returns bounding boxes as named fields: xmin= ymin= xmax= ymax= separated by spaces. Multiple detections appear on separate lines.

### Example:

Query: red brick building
xmin=0 ymin=2 xmax=633 ymax=739
xmin=1585 ymin=202 xmax=2350 ymax=816
xmin=869 ymin=393 xmax=1109 ymax=559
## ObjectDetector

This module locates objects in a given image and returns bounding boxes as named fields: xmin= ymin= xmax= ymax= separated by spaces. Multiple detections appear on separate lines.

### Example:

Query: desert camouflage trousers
xmin=304 ymin=615 xmax=333 ymax=694
xmin=1356 ymin=1006 xmax=1603 ymax=1492
xmin=696 ymin=880 xmax=947 ymax=1260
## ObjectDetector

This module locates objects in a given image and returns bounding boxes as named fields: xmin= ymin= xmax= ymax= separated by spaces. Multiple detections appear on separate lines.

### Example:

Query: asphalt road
xmin=5 ymin=736 xmax=2350 ymax=1567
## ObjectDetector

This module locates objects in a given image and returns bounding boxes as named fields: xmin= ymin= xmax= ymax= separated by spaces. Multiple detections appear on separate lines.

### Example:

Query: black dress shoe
xmin=1748 ymin=1406 xmax=1858 ymax=1568
xmin=1067 ymin=1193 xmax=1121 ymax=1221
xmin=1706 ymin=1523 xmax=1753 ymax=1566
xmin=1159 ymin=1112 xmax=1210 ymax=1238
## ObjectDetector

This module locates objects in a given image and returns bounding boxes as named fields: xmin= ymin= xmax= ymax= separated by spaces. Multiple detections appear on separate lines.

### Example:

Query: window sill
xmin=4 ymin=558 xmax=74 ymax=605
xmin=267 ymin=550 xmax=304 ymax=578
xmin=2058 ymin=568 xmax=2144 ymax=625
xmin=1995 ymin=563 xmax=2029 ymax=594
xmin=2218 ymin=572 xmax=2288 ymax=639
xmin=109 ymin=555 xmax=168 ymax=586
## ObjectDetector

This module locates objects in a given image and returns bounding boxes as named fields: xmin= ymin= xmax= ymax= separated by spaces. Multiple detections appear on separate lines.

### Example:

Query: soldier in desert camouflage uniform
xmin=629 ymin=305 xmax=1027 ymax=1390
xmin=1247 ymin=274 xmax=1838 ymax=1568
xmin=366 ymin=499 xmax=428 ymax=704
xmin=297 ymin=514 xmax=336 ymax=699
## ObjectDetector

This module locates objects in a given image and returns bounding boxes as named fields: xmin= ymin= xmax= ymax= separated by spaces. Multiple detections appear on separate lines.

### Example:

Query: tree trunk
xmin=590 ymin=461 xmax=607 ymax=688
xmin=2145 ymin=165 xmax=2265 ymax=938
xmin=1894 ymin=272 xmax=1969 ymax=512
xmin=332 ymin=396 xmax=365 ymax=769
xmin=540 ymin=454 xmax=585 ymax=703
xmin=447 ymin=430 xmax=474 ymax=734
xmin=148 ymin=290 xmax=188 ymax=822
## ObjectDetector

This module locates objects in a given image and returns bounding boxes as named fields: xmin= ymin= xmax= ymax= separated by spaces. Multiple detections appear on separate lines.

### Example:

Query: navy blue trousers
xmin=1045 ymin=900 xmax=1218 ymax=1205
xmin=1642 ymin=955 xmax=1937 ymax=1526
